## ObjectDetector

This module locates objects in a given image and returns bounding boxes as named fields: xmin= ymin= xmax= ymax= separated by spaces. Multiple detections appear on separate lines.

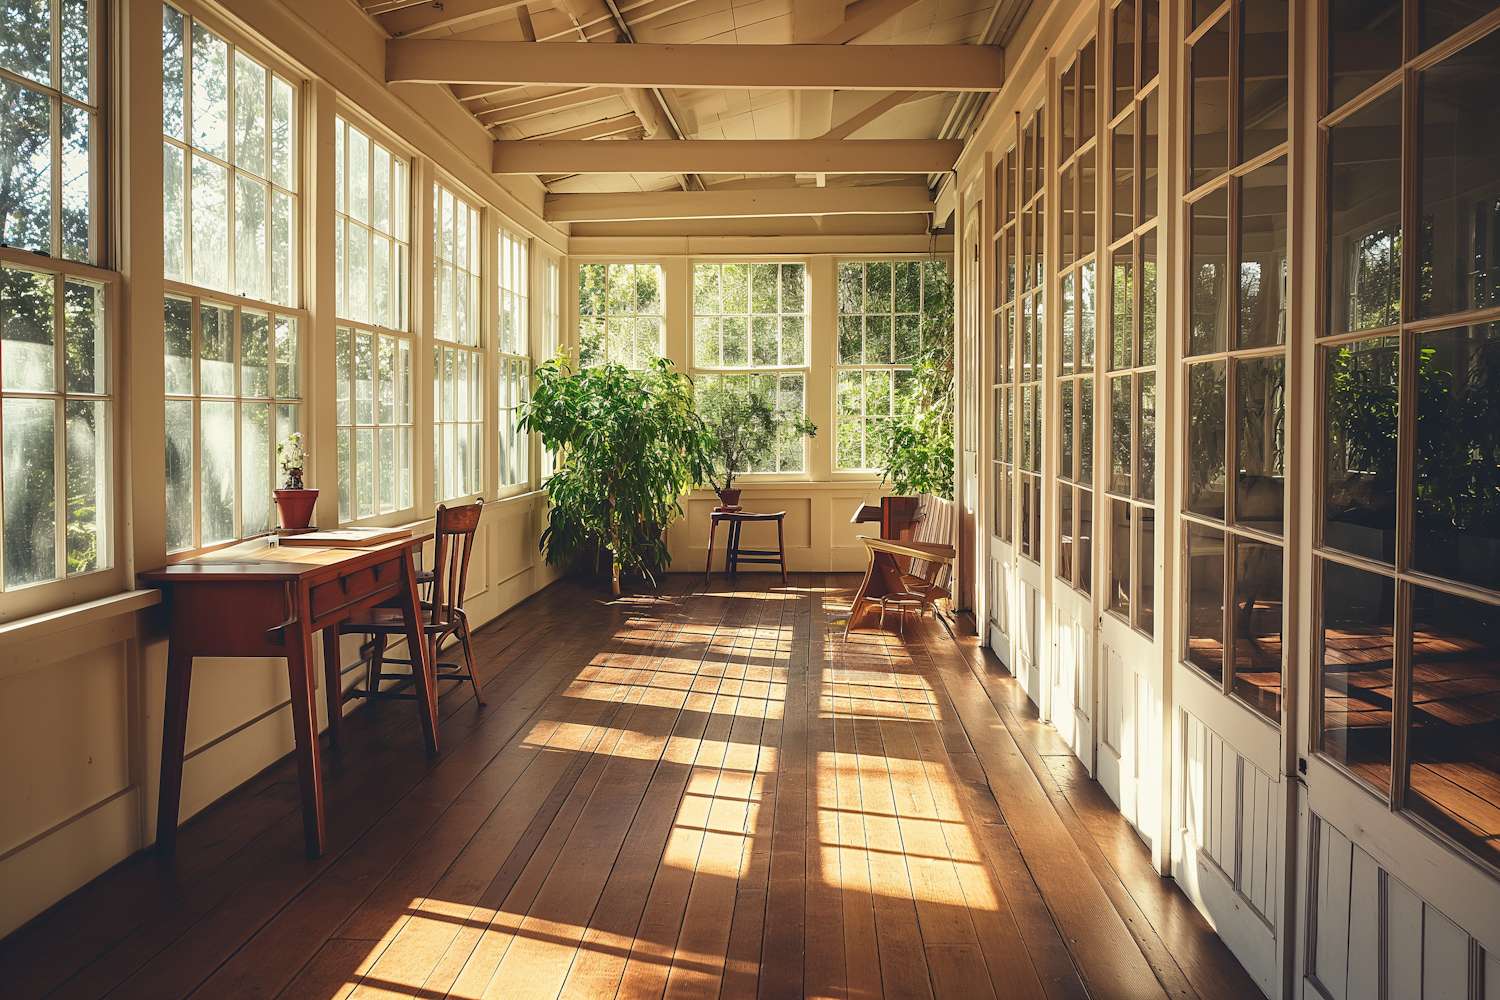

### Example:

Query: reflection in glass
xmin=1417 ymin=29 xmax=1500 ymax=320
xmin=1114 ymin=0 xmax=1136 ymax=117
xmin=1141 ymin=90 xmax=1158 ymax=222
xmin=1080 ymin=148 xmax=1097 ymax=258
xmin=1113 ymin=253 xmax=1133 ymax=369
xmin=1324 ymin=337 xmax=1398 ymax=561
xmin=242 ymin=403 xmax=270 ymax=536
xmin=1080 ymin=376 xmax=1094 ymax=486
xmin=1328 ymin=0 xmax=1400 ymax=110
xmin=1232 ymin=538 xmax=1283 ymax=720
xmin=1406 ymin=586 xmax=1500 ymax=866
xmin=1141 ymin=230 xmax=1157 ymax=364
xmin=1114 ymin=111 xmax=1135 ymax=242
xmin=1239 ymin=157 xmax=1287 ymax=349
xmin=1059 ymin=483 xmax=1075 ymax=585
xmin=1240 ymin=0 xmax=1288 ymax=162
xmin=200 ymin=399 xmax=234 ymax=545
xmin=2 ymin=397 xmax=56 ymax=587
xmin=1079 ymin=489 xmax=1094 ymax=595
xmin=1187 ymin=521 xmax=1226 ymax=682
xmin=1421 ymin=0 xmax=1500 ymax=51
xmin=1079 ymin=40 xmax=1097 ymax=146
xmin=2 ymin=265 xmax=55 ymax=393
xmin=1060 ymin=379 xmax=1074 ymax=480
xmin=1191 ymin=16 xmax=1230 ymax=187
xmin=1187 ymin=360 xmax=1226 ymax=519
xmin=1320 ymin=558 xmax=1394 ymax=794
xmin=65 ymin=399 xmax=107 ymax=576
xmin=1109 ymin=499 xmax=1130 ymax=620
xmin=1137 ymin=510 xmax=1154 ymax=635
xmin=1329 ymin=89 xmax=1402 ymax=335
xmin=1236 ymin=355 xmax=1285 ymax=534
xmin=1080 ymin=262 xmax=1096 ymax=371
xmin=1414 ymin=325 xmax=1500 ymax=591
xmin=1191 ymin=187 xmax=1229 ymax=355
xmin=65 ymin=279 xmax=105 ymax=394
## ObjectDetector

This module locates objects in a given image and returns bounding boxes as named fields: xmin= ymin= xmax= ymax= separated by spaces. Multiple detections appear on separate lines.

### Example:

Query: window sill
xmin=0 ymin=589 xmax=162 ymax=679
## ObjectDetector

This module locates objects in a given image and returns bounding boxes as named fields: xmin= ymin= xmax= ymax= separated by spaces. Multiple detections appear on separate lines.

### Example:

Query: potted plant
xmin=273 ymin=431 xmax=318 ymax=529
xmin=696 ymin=377 xmax=817 ymax=508
xmin=521 ymin=352 xmax=712 ymax=596
xmin=879 ymin=261 xmax=955 ymax=499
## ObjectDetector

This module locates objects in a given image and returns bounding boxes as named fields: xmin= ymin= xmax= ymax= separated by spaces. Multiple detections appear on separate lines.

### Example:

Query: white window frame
xmin=432 ymin=178 xmax=484 ymax=502
xmin=495 ymin=223 xmax=529 ymax=492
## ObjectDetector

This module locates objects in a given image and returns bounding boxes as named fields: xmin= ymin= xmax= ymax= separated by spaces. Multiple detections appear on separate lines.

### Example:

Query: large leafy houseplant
xmin=879 ymin=261 xmax=956 ymax=499
xmin=696 ymin=377 xmax=817 ymax=499
xmin=522 ymin=352 xmax=712 ymax=596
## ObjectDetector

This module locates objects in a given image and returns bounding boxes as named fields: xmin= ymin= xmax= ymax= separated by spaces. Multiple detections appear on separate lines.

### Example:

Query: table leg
xmin=284 ymin=594 xmax=327 ymax=858
xmin=399 ymin=547 xmax=440 ymax=755
xmin=322 ymin=624 xmax=345 ymax=751
xmin=728 ymin=520 xmax=740 ymax=577
xmin=704 ymin=516 xmax=719 ymax=585
xmin=777 ymin=517 xmax=788 ymax=585
xmin=154 ymin=646 xmax=195 ymax=855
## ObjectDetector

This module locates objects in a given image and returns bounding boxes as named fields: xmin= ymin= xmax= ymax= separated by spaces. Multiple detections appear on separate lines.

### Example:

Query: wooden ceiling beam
xmin=382 ymin=0 xmax=530 ymax=38
xmin=543 ymin=185 xmax=935 ymax=222
xmin=388 ymin=39 xmax=1005 ymax=91
xmin=814 ymin=0 xmax=928 ymax=44
xmin=529 ymin=114 xmax=643 ymax=141
xmin=474 ymin=87 xmax=618 ymax=124
xmin=819 ymin=91 xmax=916 ymax=140
xmin=493 ymin=138 xmax=961 ymax=173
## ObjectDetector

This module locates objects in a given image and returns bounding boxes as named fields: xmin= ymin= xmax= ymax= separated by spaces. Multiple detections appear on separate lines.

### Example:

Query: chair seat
xmin=338 ymin=605 xmax=454 ymax=634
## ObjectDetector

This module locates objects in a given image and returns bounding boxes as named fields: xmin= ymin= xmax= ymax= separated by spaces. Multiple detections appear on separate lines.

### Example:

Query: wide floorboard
xmin=1 ymin=574 xmax=1265 ymax=1000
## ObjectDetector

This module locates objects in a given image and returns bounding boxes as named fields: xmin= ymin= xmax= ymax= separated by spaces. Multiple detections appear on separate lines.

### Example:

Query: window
xmin=433 ymin=182 xmax=482 ymax=501
xmin=693 ymin=262 xmax=810 ymax=474
xmin=578 ymin=263 xmax=663 ymax=368
xmin=835 ymin=260 xmax=948 ymax=471
xmin=0 ymin=0 xmax=99 ymax=264
xmin=1004 ymin=107 xmax=1046 ymax=560
xmin=1181 ymin=0 xmax=1288 ymax=721
xmin=497 ymin=225 xmax=529 ymax=488
xmin=1054 ymin=40 xmax=1099 ymax=596
xmin=1317 ymin=13 xmax=1500 ymax=870
xmin=1 ymin=260 xmax=111 ymax=588
xmin=334 ymin=116 xmax=412 ymax=522
xmin=1102 ymin=0 xmax=1160 ymax=635
xmin=335 ymin=328 xmax=411 ymax=521
xmin=334 ymin=117 xmax=409 ymax=332
xmin=163 ymin=5 xmax=296 ymax=306
xmin=163 ymin=294 xmax=302 ymax=551
xmin=538 ymin=253 xmax=561 ymax=479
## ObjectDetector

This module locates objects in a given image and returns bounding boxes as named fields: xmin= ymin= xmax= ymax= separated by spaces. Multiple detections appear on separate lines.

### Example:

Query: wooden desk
xmin=844 ymin=535 xmax=956 ymax=637
xmin=140 ymin=534 xmax=437 ymax=858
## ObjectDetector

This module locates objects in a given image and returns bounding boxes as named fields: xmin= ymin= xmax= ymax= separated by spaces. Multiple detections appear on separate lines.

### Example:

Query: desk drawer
xmin=308 ymin=556 xmax=404 ymax=620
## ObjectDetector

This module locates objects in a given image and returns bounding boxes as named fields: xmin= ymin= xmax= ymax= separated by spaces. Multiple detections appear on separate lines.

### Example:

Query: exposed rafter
xmin=473 ymin=87 xmax=617 ymax=126
xmin=387 ymin=40 xmax=1006 ymax=91
xmin=814 ymin=0 xmax=930 ymax=44
xmin=381 ymin=0 xmax=531 ymax=38
xmin=493 ymin=138 xmax=962 ymax=174
xmin=543 ymin=186 xmax=935 ymax=222
xmin=819 ymin=91 xmax=917 ymax=140
xmin=530 ymin=114 xmax=643 ymax=141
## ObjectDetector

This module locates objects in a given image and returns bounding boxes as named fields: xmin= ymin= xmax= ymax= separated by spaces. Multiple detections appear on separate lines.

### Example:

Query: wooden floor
xmin=1 ymin=574 xmax=1266 ymax=1000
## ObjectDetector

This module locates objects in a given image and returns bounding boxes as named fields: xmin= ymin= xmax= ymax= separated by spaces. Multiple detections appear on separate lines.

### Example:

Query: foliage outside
xmin=522 ymin=351 xmax=711 ymax=596
xmin=696 ymin=375 xmax=817 ymax=493
xmin=878 ymin=262 xmax=956 ymax=499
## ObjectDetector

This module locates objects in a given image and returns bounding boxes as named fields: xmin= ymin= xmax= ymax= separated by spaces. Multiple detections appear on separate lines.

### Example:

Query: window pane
xmin=1078 ymin=488 xmax=1094 ymax=595
xmin=0 ymin=0 xmax=50 ymax=86
xmin=1060 ymin=379 xmax=1074 ymax=480
xmin=1323 ymin=336 xmax=1398 ymax=561
xmin=1110 ymin=375 xmax=1131 ymax=495
xmin=1079 ymin=261 xmax=1096 ymax=371
xmin=271 ymin=78 xmax=293 ymax=190
xmin=275 ymin=315 xmax=299 ymax=398
xmin=1320 ymin=558 xmax=1394 ymax=794
xmin=165 ymin=398 xmax=192 ymax=551
xmin=1414 ymin=324 xmax=1500 ymax=591
xmin=1080 ymin=148 xmax=1097 ymax=258
xmin=240 ymin=310 xmax=269 ymax=398
xmin=233 ymin=51 xmax=266 ymax=177
xmin=164 ymin=295 xmax=192 ymax=394
xmin=1240 ymin=0 xmax=1288 ymax=162
xmin=1421 ymin=0 xmax=1500 ymax=51
xmin=356 ymin=426 xmax=374 ymax=518
xmin=1138 ymin=370 xmax=1155 ymax=502
xmin=64 ymin=398 xmax=106 ymax=575
xmin=191 ymin=155 xmax=229 ymax=291
xmin=1239 ymin=157 xmax=1287 ymax=349
xmin=1190 ymin=186 xmax=1229 ymax=355
xmin=163 ymin=3 xmax=184 ymax=139
xmin=1329 ymin=89 xmax=1402 ymax=335
xmin=1187 ymin=521 xmax=1226 ymax=681
xmin=200 ymin=399 xmax=234 ymax=544
xmin=1141 ymin=91 xmax=1158 ymax=222
xmin=337 ymin=426 xmax=350 ymax=522
xmin=1187 ymin=360 xmax=1226 ymax=519
xmin=199 ymin=303 xmax=233 ymax=396
xmin=1406 ymin=586 xmax=1500 ymax=866
xmin=1109 ymin=498 xmax=1130 ymax=619
xmin=0 ymin=80 xmax=52 ymax=255
xmin=2 ymin=265 xmax=55 ymax=393
xmin=1136 ymin=508 xmax=1153 ymax=634
xmin=64 ymin=278 xmax=104 ymax=394
xmin=1191 ymin=15 xmax=1230 ymax=188
xmin=2 ymin=396 xmax=56 ymax=586
xmin=241 ymin=402 xmax=270 ymax=535
xmin=1328 ymin=0 xmax=1400 ymax=111
xmin=1112 ymin=253 xmax=1133 ymax=369
xmin=1236 ymin=354 xmax=1284 ymax=534
xmin=60 ymin=104 xmax=91 ymax=264
xmin=1113 ymin=111 xmax=1134 ymax=242
xmin=190 ymin=23 xmax=227 ymax=159
xmin=1232 ymin=539 xmax=1283 ymax=721
xmin=164 ymin=143 xmax=185 ymax=281
xmin=235 ymin=175 xmax=266 ymax=300
xmin=1079 ymin=376 xmax=1094 ymax=486
xmin=355 ymin=330 xmax=374 ymax=424
xmin=1417 ymin=29 xmax=1500 ymax=320
xmin=1059 ymin=483 xmax=1074 ymax=584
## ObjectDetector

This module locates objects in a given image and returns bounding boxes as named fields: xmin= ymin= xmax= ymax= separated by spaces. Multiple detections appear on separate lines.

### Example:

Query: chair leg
xmin=776 ymin=517 xmax=787 ymax=585
xmin=367 ymin=634 xmax=387 ymax=700
xmin=704 ymin=516 xmax=719 ymax=585
xmin=458 ymin=616 xmax=485 ymax=705
xmin=322 ymin=626 xmax=344 ymax=750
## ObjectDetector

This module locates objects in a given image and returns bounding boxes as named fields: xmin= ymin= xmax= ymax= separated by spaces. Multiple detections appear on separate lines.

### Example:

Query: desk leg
xmin=154 ymin=646 xmax=194 ymax=855
xmin=399 ymin=548 xmax=440 ymax=755
xmin=285 ymin=594 xmax=327 ymax=858
xmin=322 ymin=624 xmax=345 ymax=751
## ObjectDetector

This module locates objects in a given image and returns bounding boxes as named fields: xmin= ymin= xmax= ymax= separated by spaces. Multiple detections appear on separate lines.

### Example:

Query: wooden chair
xmin=885 ymin=493 xmax=955 ymax=622
xmin=322 ymin=500 xmax=486 ymax=749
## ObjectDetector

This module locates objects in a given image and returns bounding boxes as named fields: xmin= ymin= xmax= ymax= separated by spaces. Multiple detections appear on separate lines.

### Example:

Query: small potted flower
xmin=273 ymin=431 xmax=318 ymax=529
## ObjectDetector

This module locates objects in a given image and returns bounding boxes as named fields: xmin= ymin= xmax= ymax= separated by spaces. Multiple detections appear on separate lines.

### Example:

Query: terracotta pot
xmin=717 ymin=487 xmax=741 ymax=508
xmin=274 ymin=488 xmax=319 ymax=529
